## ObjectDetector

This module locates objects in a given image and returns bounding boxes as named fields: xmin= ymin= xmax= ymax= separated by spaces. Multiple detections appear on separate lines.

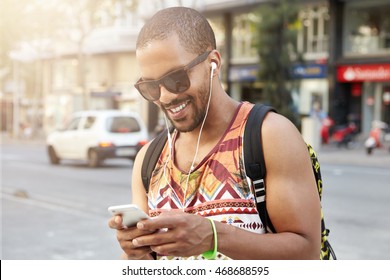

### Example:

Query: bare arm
xmin=217 ymin=112 xmax=321 ymax=259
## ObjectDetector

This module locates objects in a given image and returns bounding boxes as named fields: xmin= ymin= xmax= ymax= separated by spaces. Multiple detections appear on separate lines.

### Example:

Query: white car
xmin=46 ymin=110 xmax=149 ymax=167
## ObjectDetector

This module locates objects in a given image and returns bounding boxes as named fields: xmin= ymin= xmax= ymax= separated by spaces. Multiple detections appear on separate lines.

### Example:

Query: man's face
xmin=136 ymin=35 xmax=210 ymax=133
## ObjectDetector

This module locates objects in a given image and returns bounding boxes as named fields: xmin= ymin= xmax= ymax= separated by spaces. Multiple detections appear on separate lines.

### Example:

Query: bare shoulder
xmin=260 ymin=111 xmax=314 ymax=199
xmin=261 ymin=112 xmax=308 ymax=158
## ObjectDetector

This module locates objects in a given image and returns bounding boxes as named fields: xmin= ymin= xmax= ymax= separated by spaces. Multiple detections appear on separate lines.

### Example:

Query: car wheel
xmin=48 ymin=146 xmax=60 ymax=165
xmin=88 ymin=149 xmax=100 ymax=168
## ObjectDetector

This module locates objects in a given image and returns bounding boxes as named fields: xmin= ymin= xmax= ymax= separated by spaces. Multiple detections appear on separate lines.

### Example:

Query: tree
xmin=253 ymin=0 xmax=302 ymax=126
xmin=0 ymin=0 xmax=70 ymax=135
xmin=1 ymin=0 xmax=142 ymax=136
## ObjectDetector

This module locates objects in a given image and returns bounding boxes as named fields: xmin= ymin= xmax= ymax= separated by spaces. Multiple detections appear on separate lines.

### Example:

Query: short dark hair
xmin=136 ymin=7 xmax=216 ymax=55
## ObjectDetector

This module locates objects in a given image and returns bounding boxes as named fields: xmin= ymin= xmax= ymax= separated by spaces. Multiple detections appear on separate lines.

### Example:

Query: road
xmin=1 ymin=139 xmax=390 ymax=259
xmin=319 ymin=164 xmax=390 ymax=259
xmin=1 ymin=142 xmax=132 ymax=259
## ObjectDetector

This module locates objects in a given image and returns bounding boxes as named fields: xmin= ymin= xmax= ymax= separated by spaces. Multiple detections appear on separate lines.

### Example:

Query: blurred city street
xmin=1 ymin=133 xmax=390 ymax=260
xmin=1 ymin=133 xmax=129 ymax=260
xmin=1 ymin=0 xmax=390 ymax=270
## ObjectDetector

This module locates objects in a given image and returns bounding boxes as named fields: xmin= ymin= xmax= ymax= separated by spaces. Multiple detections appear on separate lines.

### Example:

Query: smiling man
xmin=108 ymin=6 xmax=321 ymax=260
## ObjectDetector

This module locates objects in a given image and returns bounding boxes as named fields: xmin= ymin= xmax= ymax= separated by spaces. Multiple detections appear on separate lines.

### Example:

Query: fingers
xmin=133 ymin=212 xmax=213 ymax=257
xmin=120 ymin=242 xmax=153 ymax=260
xmin=117 ymin=226 xmax=150 ymax=243
xmin=108 ymin=214 xmax=158 ymax=259
xmin=132 ymin=228 xmax=177 ymax=256
xmin=110 ymin=211 xmax=210 ymax=258
xmin=131 ymin=227 xmax=199 ymax=257
xmin=108 ymin=215 xmax=123 ymax=229
xmin=116 ymin=225 xmax=155 ymax=259
xmin=132 ymin=228 xmax=170 ymax=247
xmin=136 ymin=211 xmax=181 ymax=231
xmin=150 ymin=243 xmax=187 ymax=257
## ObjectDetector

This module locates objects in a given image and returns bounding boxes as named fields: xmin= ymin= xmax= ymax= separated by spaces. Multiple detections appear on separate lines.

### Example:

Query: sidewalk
xmin=1 ymin=132 xmax=46 ymax=147
xmin=2 ymin=132 xmax=390 ymax=168
xmin=317 ymin=143 xmax=390 ymax=169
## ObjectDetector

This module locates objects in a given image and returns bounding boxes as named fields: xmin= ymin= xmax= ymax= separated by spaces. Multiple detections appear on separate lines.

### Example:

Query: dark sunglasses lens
xmin=163 ymin=70 xmax=190 ymax=93
xmin=138 ymin=82 xmax=160 ymax=101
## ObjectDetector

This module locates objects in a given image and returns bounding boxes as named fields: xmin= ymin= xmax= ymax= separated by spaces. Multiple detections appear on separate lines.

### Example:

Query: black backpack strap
xmin=141 ymin=128 xmax=171 ymax=193
xmin=244 ymin=104 xmax=276 ymax=233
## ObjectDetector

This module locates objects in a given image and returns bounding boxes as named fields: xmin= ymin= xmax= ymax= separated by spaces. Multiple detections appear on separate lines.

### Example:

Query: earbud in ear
xmin=211 ymin=62 xmax=217 ymax=70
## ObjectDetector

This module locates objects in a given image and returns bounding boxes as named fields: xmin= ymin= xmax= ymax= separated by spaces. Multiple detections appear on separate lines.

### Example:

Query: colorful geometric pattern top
xmin=147 ymin=102 xmax=265 ymax=260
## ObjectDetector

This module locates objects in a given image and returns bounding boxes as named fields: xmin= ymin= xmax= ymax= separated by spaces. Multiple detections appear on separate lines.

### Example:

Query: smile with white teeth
xmin=170 ymin=102 xmax=188 ymax=113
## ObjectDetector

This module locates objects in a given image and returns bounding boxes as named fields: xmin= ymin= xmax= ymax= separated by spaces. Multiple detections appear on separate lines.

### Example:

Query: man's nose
xmin=158 ymin=84 xmax=176 ymax=104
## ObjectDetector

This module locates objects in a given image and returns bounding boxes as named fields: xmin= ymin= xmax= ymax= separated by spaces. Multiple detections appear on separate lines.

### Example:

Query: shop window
xmin=232 ymin=13 xmax=258 ymax=61
xmin=344 ymin=1 xmax=390 ymax=55
xmin=297 ymin=5 xmax=329 ymax=58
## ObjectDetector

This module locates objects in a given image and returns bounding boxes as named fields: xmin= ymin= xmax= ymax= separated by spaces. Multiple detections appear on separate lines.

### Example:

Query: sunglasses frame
xmin=134 ymin=51 xmax=212 ymax=101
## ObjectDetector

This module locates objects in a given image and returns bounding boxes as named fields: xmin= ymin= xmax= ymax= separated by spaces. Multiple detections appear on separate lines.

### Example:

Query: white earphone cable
xmin=159 ymin=64 xmax=215 ymax=209
xmin=182 ymin=66 xmax=214 ymax=208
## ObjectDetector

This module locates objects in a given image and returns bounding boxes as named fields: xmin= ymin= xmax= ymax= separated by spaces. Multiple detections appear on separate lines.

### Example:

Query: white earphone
xmin=163 ymin=58 xmax=217 ymax=209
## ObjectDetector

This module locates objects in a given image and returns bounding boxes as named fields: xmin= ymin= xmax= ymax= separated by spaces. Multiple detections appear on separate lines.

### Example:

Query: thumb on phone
xmin=108 ymin=215 xmax=123 ymax=229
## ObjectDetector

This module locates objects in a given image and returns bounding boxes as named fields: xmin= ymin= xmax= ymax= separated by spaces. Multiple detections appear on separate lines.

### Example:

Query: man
xmin=108 ymin=6 xmax=320 ymax=260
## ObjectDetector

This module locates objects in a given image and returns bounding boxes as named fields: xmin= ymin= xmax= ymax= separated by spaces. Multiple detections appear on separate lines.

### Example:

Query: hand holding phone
xmin=108 ymin=204 xmax=150 ymax=227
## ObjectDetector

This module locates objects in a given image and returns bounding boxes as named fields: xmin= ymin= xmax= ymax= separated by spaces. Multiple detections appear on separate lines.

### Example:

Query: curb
xmin=317 ymin=145 xmax=390 ymax=169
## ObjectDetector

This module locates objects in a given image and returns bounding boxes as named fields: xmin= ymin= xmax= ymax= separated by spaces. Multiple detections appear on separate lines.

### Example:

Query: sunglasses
xmin=134 ymin=51 xmax=211 ymax=101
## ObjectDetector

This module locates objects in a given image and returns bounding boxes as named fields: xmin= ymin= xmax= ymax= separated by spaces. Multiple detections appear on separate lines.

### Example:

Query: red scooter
xmin=321 ymin=117 xmax=357 ymax=147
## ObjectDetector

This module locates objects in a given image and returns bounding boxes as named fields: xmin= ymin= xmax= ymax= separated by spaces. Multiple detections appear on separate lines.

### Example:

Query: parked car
xmin=46 ymin=110 xmax=149 ymax=167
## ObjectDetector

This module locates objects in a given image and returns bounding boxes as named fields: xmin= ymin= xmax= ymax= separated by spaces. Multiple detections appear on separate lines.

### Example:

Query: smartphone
xmin=108 ymin=204 xmax=150 ymax=227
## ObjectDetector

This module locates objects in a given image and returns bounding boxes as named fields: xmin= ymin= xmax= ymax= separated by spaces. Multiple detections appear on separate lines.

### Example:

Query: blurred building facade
xmin=203 ymin=0 xmax=390 ymax=135
xmin=1 ymin=0 xmax=389 ymax=137
xmin=329 ymin=0 xmax=390 ymax=134
xmin=204 ymin=0 xmax=330 ymax=121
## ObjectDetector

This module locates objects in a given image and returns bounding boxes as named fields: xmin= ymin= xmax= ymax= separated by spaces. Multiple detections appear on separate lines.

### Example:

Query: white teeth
xmin=171 ymin=103 xmax=187 ymax=113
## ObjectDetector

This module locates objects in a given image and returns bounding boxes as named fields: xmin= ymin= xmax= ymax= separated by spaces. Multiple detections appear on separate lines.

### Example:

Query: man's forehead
xmin=136 ymin=33 xmax=181 ymax=54
xmin=136 ymin=41 xmax=193 ymax=80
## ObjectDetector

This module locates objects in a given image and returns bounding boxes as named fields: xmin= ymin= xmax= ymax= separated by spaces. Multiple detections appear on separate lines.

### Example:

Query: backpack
xmin=141 ymin=104 xmax=336 ymax=260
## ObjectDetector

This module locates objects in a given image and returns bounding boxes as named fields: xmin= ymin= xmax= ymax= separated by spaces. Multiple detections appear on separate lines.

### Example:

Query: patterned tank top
xmin=148 ymin=102 xmax=265 ymax=260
